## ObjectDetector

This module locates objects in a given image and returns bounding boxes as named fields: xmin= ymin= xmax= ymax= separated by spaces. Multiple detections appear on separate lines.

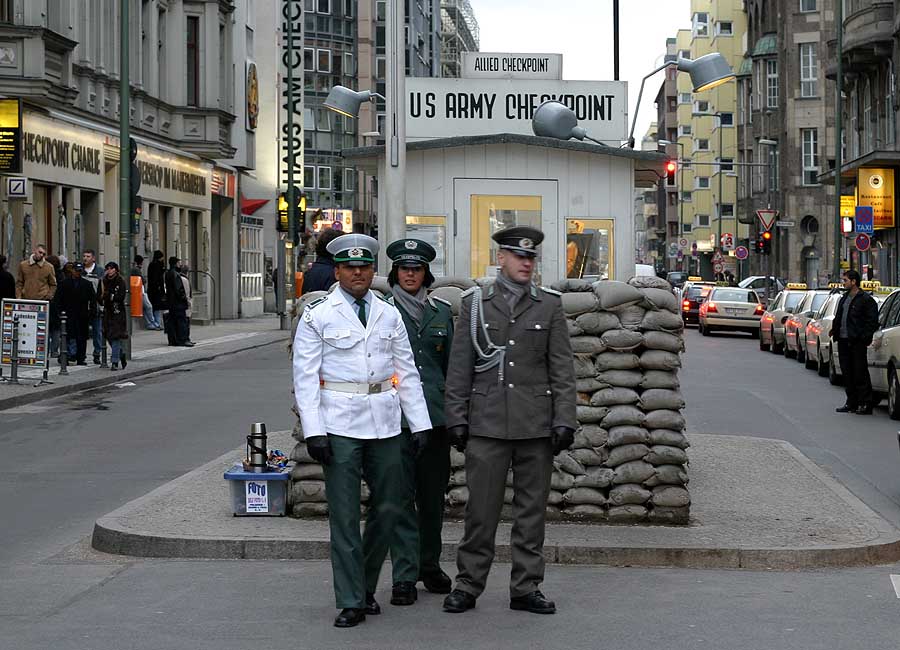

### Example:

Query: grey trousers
xmin=454 ymin=435 xmax=554 ymax=599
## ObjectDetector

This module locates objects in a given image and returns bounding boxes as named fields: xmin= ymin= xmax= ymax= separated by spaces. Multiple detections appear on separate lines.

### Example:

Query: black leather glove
xmin=448 ymin=425 xmax=469 ymax=452
xmin=550 ymin=426 xmax=575 ymax=455
xmin=411 ymin=430 xmax=429 ymax=458
xmin=306 ymin=436 xmax=333 ymax=466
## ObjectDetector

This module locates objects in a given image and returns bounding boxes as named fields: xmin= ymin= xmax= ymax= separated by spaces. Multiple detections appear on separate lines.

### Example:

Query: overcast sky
xmin=472 ymin=0 xmax=692 ymax=144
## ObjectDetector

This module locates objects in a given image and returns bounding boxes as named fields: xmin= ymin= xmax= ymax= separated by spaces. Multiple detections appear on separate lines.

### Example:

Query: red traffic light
xmin=666 ymin=161 xmax=677 ymax=173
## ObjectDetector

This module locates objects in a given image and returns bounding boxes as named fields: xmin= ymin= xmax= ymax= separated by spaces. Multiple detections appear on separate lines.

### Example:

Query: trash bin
xmin=224 ymin=464 xmax=290 ymax=516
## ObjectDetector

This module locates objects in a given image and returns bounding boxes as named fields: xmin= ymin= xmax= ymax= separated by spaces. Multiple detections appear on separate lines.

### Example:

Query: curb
xmin=91 ymin=435 xmax=900 ymax=570
xmin=0 ymin=334 xmax=287 ymax=412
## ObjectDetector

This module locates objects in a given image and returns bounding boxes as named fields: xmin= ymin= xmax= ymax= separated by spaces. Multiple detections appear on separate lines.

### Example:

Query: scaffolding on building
xmin=440 ymin=0 xmax=479 ymax=78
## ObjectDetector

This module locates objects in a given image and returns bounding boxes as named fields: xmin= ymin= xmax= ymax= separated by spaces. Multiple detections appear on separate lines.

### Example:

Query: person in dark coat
xmin=0 ymin=254 xmax=14 ymax=300
xmin=45 ymin=255 xmax=62 ymax=359
xmin=98 ymin=262 xmax=129 ymax=370
xmin=57 ymin=262 xmax=97 ymax=365
xmin=301 ymin=228 xmax=343 ymax=294
xmin=164 ymin=256 xmax=192 ymax=346
xmin=147 ymin=250 xmax=166 ymax=328
xmin=830 ymin=269 xmax=880 ymax=414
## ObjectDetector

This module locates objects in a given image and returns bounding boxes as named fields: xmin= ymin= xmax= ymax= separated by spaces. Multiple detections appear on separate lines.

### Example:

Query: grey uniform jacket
xmin=444 ymin=282 xmax=577 ymax=440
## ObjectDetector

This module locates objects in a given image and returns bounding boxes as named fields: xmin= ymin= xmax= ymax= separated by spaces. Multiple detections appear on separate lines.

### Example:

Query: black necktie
xmin=355 ymin=297 xmax=367 ymax=327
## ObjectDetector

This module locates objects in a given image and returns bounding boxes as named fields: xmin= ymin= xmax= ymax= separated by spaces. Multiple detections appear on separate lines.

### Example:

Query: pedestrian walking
xmin=98 ymin=261 xmax=129 ymax=370
xmin=363 ymin=238 xmax=454 ymax=606
xmin=442 ymin=226 xmax=577 ymax=616
xmin=292 ymin=234 xmax=432 ymax=629
xmin=0 ymin=254 xmax=14 ymax=300
xmin=147 ymin=250 xmax=166 ymax=330
xmin=15 ymin=244 xmax=56 ymax=300
xmin=164 ymin=256 xmax=192 ymax=347
xmin=82 ymin=249 xmax=103 ymax=363
xmin=57 ymin=262 xmax=98 ymax=365
xmin=830 ymin=269 xmax=879 ymax=415
xmin=300 ymin=228 xmax=342 ymax=294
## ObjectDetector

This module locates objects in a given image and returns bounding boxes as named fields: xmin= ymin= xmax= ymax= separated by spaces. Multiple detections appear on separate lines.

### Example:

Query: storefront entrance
xmin=453 ymin=178 xmax=558 ymax=282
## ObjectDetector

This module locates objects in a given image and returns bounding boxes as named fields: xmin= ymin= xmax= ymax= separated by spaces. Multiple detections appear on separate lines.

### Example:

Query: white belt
xmin=321 ymin=379 xmax=393 ymax=395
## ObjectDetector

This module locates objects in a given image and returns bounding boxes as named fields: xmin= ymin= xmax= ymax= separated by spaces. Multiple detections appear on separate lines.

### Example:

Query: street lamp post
xmin=659 ymin=139 xmax=685 ymax=271
xmin=759 ymin=138 xmax=778 ymax=302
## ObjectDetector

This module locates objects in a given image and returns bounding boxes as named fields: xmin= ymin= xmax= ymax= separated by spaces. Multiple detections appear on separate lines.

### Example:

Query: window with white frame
xmin=305 ymin=0 xmax=315 ymax=11
xmin=768 ymin=147 xmax=780 ymax=191
xmin=799 ymin=43 xmax=818 ymax=97
xmin=863 ymin=78 xmax=874 ymax=153
xmin=738 ymin=81 xmax=746 ymax=124
xmin=766 ymin=59 xmax=778 ymax=108
xmin=694 ymin=99 xmax=709 ymax=114
xmin=682 ymin=158 xmax=692 ymax=170
xmin=719 ymin=204 xmax=734 ymax=218
xmin=755 ymin=146 xmax=765 ymax=193
xmin=718 ymin=157 xmax=734 ymax=173
xmin=316 ymin=108 xmax=331 ymax=131
xmin=682 ymin=223 xmax=693 ymax=233
xmin=317 ymin=0 xmax=331 ymax=13
xmin=801 ymin=129 xmax=819 ymax=185
xmin=692 ymin=12 xmax=708 ymax=37
xmin=753 ymin=60 xmax=761 ymax=111
xmin=678 ymin=124 xmax=692 ymax=137
xmin=887 ymin=62 xmax=896 ymax=145
xmin=680 ymin=49 xmax=691 ymax=59
xmin=850 ymin=87 xmax=859 ymax=158
xmin=318 ymin=166 xmax=332 ymax=190
xmin=344 ymin=168 xmax=355 ymax=192
xmin=694 ymin=138 xmax=709 ymax=151
xmin=695 ymin=176 xmax=710 ymax=189
xmin=716 ymin=21 xmax=733 ymax=36
xmin=696 ymin=214 xmax=710 ymax=227
xmin=304 ymin=47 xmax=315 ymax=72
xmin=800 ymin=0 xmax=816 ymax=11
xmin=375 ymin=56 xmax=386 ymax=79
xmin=317 ymin=48 xmax=332 ymax=73
xmin=718 ymin=112 xmax=734 ymax=126
xmin=681 ymin=191 xmax=693 ymax=202
xmin=343 ymin=52 xmax=354 ymax=76
xmin=304 ymin=166 xmax=316 ymax=189
xmin=679 ymin=92 xmax=692 ymax=104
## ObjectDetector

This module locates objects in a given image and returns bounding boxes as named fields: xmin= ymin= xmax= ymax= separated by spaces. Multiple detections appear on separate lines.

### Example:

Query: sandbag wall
xmin=287 ymin=276 xmax=690 ymax=524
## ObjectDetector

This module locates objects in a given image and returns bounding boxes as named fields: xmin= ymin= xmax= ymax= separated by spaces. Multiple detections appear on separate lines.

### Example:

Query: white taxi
xmin=758 ymin=284 xmax=809 ymax=354
xmin=784 ymin=289 xmax=832 ymax=365
xmin=804 ymin=290 xmax=842 ymax=380
xmin=866 ymin=287 xmax=900 ymax=418
xmin=698 ymin=286 xmax=764 ymax=337
xmin=827 ymin=283 xmax=890 ymax=386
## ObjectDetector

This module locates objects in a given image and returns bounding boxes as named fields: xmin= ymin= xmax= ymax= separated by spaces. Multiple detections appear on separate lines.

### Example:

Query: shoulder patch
xmin=432 ymin=296 xmax=452 ymax=307
xmin=540 ymin=286 xmax=562 ymax=296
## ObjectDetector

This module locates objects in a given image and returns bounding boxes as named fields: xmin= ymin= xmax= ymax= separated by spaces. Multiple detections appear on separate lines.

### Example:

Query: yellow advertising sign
xmin=857 ymin=168 xmax=894 ymax=229
xmin=840 ymin=195 xmax=856 ymax=218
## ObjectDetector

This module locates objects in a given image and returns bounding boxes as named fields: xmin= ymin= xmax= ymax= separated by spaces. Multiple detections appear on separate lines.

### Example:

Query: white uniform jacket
xmin=293 ymin=289 xmax=432 ymax=440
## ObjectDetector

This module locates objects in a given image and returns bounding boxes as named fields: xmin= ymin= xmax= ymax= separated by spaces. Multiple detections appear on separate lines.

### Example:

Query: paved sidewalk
xmin=92 ymin=432 xmax=900 ymax=570
xmin=0 ymin=315 xmax=288 ymax=411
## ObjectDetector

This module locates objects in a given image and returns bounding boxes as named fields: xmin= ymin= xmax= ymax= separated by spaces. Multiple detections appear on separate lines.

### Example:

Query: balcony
xmin=826 ymin=0 xmax=893 ymax=78
xmin=0 ymin=25 xmax=78 ymax=106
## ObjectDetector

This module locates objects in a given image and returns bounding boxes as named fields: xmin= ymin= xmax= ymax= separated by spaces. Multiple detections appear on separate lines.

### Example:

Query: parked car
xmin=865 ymin=288 xmax=900 ymax=418
xmin=666 ymin=271 xmax=689 ymax=290
xmin=739 ymin=275 xmax=785 ymax=303
xmin=804 ymin=292 xmax=842 ymax=380
xmin=758 ymin=286 xmax=809 ymax=354
xmin=784 ymin=289 xmax=832 ymax=364
xmin=827 ymin=290 xmax=889 ymax=386
xmin=698 ymin=286 xmax=764 ymax=337
xmin=681 ymin=282 xmax=715 ymax=325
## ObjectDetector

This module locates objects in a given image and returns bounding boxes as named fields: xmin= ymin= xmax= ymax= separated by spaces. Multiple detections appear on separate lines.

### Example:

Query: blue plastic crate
xmin=223 ymin=464 xmax=290 ymax=516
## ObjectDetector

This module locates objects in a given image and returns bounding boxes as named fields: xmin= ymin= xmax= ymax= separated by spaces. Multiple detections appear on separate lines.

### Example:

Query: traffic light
xmin=129 ymin=137 xmax=142 ymax=235
xmin=276 ymin=189 xmax=307 ymax=237
xmin=757 ymin=230 xmax=772 ymax=255
xmin=665 ymin=160 xmax=677 ymax=185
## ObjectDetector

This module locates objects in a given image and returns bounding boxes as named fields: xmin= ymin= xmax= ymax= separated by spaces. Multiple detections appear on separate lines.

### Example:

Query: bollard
xmin=247 ymin=423 xmax=268 ymax=473
xmin=7 ymin=315 xmax=20 ymax=384
xmin=59 ymin=311 xmax=68 ymax=375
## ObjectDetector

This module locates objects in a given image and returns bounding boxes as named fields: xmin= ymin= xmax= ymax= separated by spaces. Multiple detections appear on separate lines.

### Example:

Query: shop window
xmin=406 ymin=216 xmax=446 ymax=276
xmin=318 ymin=166 xmax=332 ymax=190
xmin=567 ymin=219 xmax=615 ymax=281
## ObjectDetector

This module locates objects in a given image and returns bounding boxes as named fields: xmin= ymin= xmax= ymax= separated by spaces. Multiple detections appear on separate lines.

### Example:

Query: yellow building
xmin=672 ymin=1 xmax=747 ymax=278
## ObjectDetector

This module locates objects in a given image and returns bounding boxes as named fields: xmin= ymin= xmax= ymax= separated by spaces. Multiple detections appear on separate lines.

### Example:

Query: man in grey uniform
xmin=442 ymin=226 xmax=577 ymax=615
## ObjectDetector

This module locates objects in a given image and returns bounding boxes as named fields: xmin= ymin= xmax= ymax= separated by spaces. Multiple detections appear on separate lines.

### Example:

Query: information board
xmin=1 ymin=299 xmax=50 ymax=369
xmin=0 ymin=98 xmax=22 ymax=174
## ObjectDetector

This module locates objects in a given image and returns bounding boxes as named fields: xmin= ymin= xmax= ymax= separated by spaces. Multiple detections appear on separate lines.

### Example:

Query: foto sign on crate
xmin=245 ymin=480 xmax=269 ymax=513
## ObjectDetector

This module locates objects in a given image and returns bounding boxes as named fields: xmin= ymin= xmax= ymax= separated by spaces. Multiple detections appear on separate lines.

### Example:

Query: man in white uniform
xmin=292 ymin=234 xmax=432 ymax=628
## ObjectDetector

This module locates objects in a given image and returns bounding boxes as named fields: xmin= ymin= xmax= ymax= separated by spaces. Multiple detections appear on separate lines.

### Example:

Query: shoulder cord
xmin=469 ymin=286 xmax=506 ymax=383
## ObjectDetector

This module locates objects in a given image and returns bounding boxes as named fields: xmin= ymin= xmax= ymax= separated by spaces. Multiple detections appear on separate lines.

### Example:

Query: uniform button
xmin=509 ymin=339 xmax=515 ymax=345
xmin=418 ymin=365 xmax=423 ymax=369
xmin=509 ymin=319 xmax=515 ymax=324
xmin=535 ymin=324 xmax=541 ymax=330
xmin=367 ymin=353 xmax=372 ymax=357
xmin=546 ymin=389 xmax=552 ymax=395
xmin=508 ymin=383 xmax=515 ymax=388
xmin=370 ymin=371 xmax=375 ymax=376
xmin=508 ymin=361 xmax=515 ymax=367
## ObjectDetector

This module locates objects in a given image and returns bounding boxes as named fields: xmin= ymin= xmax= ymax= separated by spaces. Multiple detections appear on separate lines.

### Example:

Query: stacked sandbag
xmin=555 ymin=278 xmax=690 ymax=524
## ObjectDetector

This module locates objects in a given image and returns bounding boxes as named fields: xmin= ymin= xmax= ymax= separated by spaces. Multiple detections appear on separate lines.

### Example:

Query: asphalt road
xmin=3 ymin=329 xmax=900 ymax=649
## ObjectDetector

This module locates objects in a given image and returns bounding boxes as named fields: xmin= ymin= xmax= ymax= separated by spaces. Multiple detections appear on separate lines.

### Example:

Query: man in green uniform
xmin=366 ymin=238 xmax=455 ymax=606
xmin=441 ymin=226 xmax=577 ymax=616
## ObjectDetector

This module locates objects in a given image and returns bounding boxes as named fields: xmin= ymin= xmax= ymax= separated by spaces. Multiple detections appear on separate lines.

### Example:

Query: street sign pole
xmin=119 ymin=0 xmax=132 ymax=360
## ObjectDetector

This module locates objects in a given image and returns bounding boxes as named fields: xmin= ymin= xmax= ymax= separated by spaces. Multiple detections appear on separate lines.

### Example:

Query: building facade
xmin=439 ymin=0 xmax=479 ymax=78
xmin=0 ymin=0 xmax=269 ymax=321
xmin=738 ymin=0 xmax=836 ymax=287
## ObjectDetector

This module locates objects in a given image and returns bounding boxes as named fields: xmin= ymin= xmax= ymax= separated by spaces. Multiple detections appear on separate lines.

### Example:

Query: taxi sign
xmin=861 ymin=280 xmax=881 ymax=291
xmin=827 ymin=282 xmax=843 ymax=289
xmin=688 ymin=276 xmax=703 ymax=282
xmin=875 ymin=285 xmax=898 ymax=295
xmin=786 ymin=282 xmax=808 ymax=290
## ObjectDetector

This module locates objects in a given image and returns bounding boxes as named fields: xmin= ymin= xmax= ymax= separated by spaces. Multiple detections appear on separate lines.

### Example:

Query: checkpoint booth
xmin=342 ymin=132 xmax=667 ymax=284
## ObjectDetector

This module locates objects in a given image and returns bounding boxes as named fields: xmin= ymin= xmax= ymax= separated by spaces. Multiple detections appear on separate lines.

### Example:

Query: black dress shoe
xmin=855 ymin=406 xmax=873 ymax=415
xmin=334 ymin=608 xmax=366 ymax=628
xmin=442 ymin=589 xmax=476 ymax=613
xmin=390 ymin=581 xmax=418 ymax=606
xmin=510 ymin=590 xmax=556 ymax=614
xmin=836 ymin=404 xmax=855 ymax=413
xmin=420 ymin=569 xmax=452 ymax=594
xmin=365 ymin=593 xmax=381 ymax=615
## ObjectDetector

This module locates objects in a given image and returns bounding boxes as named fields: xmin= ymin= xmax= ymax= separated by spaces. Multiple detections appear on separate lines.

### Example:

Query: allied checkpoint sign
xmin=1 ymin=299 xmax=50 ymax=369
xmin=406 ymin=77 xmax=628 ymax=144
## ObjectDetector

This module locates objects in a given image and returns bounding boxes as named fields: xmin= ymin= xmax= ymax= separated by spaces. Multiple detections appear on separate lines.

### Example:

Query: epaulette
xmin=540 ymin=286 xmax=562 ymax=296
xmin=460 ymin=286 xmax=477 ymax=298
xmin=432 ymin=296 xmax=452 ymax=307
xmin=377 ymin=293 xmax=395 ymax=305
xmin=302 ymin=296 xmax=327 ymax=322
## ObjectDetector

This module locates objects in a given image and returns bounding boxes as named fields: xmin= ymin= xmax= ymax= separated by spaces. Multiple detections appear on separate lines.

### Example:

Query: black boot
xmin=420 ymin=569 xmax=452 ymax=594
xmin=442 ymin=589 xmax=476 ymax=613
xmin=333 ymin=608 xmax=365 ymax=628
xmin=390 ymin=582 xmax=417 ymax=606
xmin=510 ymin=590 xmax=556 ymax=614
xmin=364 ymin=593 xmax=381 ymax=615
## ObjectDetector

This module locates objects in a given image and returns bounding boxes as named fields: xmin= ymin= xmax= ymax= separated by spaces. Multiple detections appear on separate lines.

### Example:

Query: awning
xmin=751 ymin=34 xmax=777 ymax=57
xmin=817 ymin=150 xmax=900 ymax=184
xmin=241 ymin=196 xmax=270 ymax=215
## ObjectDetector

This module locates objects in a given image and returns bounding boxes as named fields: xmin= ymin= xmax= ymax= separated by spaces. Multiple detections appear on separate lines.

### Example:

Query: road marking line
xmin=891 ymin=574 xmax=900 ymax=598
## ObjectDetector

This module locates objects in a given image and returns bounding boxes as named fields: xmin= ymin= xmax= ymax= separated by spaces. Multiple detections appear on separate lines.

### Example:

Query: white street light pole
xmin=383 ymin=0 xmax=406 ymax=270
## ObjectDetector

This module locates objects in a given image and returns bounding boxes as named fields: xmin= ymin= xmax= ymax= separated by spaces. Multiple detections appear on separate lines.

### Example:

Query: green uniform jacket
xmin=388 ymin=292 xmax=454 ymax=428
xmin=444 ymin=282 xmax=577 ymax=439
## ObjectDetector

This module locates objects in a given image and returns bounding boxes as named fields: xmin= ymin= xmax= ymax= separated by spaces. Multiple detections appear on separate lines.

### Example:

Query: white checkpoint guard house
xmin=342 ymin=133 xmax=668 ymax=283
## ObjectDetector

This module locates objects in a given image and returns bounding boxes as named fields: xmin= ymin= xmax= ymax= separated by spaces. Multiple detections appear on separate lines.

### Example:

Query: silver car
xmin=698 ymin=287 xmax=764 ymax=337
xmin=784 ymin=289 xmax=832 ymax=365
xmin=804 ymin=292 xmax=842 ymax=381
xmin=759 ymin=289 xmax=808 ymax=354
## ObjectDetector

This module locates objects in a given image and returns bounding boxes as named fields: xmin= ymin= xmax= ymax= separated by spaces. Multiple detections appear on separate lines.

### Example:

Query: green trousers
xmin=323 ymin=433 xmax=406 ymax=609
xmin=365 ymin=427 xmax=451 ymax=588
